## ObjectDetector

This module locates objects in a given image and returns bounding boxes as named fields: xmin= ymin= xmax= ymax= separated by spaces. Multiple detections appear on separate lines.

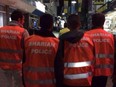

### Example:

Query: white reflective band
xmin=64 ymin=72 xmax=92 ymax=79
xmin=25 ymin=78 xmax=56 ymax=84
xmin=96 ymin=54 xmax=113 ymax=58
xmin=0 ymin=48 xmax=22 ymax=53
xmin=24 ymin=67 xmax=54 ymax=72
xmin=95 ymin=64 xmax=113 ymax=69
xmin=64 ymin=61 xmax=91 ymax=68
xmin=0 ymin=58 xmax=21 ymax=63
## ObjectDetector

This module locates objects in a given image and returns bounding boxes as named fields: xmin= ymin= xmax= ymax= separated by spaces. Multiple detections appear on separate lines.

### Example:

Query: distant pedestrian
xmin=23 ymin=14 xmax=59 ymax=87
xmin=0 ymin=9 xmax=29 ymax=87
xmin=86 ymin=13 xmax=114 ymax=87
xmin=59 ymin=22 xmax=70 ymax=36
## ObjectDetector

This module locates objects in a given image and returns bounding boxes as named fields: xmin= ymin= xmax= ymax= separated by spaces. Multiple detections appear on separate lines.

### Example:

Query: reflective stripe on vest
xmin=95 ymin=64 xmax=113 ymax=69
xmin=0 ymin=48 xmax=22 ymax=53
xmin=96 ymin=54 xmax=113 ymax=58
xmin=25 ymin=78 xmax=56 ymax=84
xmin=64 ymin=72 xmax=92 ymax=79
xmin=24 ymin=67 xmax=54 ymax=72
xmin=64 ymin=61 xmax=91 ymax=68
xmin=0 ymin=58 xmax=21 ymax=63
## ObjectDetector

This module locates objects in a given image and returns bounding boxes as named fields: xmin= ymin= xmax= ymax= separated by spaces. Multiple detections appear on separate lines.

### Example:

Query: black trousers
xmin=91 ymin=76 xmax=108 ymax=87
xmin=113 ymin=84 xmax=116 ymax=87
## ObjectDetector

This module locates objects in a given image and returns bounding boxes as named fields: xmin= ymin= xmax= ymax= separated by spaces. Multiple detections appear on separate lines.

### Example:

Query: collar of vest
xmin=8 ymin=21 xmax=23 ymax=28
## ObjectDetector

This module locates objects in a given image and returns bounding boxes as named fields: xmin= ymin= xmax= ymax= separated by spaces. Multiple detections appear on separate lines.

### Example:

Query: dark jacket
xmin=112 ymin=35 xmax=116 ymax=84
xmin=54 ymin=30 xmax=84 ymax=87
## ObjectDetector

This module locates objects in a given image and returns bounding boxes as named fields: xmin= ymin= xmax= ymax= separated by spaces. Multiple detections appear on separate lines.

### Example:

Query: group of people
xmin=56 ymin=13 xmax=115 ymax=87
xmin=0 ymin=9 xmax=115 ymax=87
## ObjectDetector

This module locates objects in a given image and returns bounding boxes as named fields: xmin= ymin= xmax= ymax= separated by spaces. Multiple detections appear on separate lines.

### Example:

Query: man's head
xmin=40 ymin=14 xmax=53 ymax=31
xmin=92 ymin=13 xmax=105 ymax=28
xmin=11 ymin=9 xmax=25 ymax=25
xmin=67 ymin=14 xmax=81 ymax=30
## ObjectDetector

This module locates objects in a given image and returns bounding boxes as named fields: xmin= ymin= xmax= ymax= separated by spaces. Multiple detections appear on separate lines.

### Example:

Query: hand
xmin=111 ymin=74 xmax=116 ymax=83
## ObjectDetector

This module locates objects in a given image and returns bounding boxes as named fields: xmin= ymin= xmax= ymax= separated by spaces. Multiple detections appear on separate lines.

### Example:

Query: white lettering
xmin=29 ymin=42 xmax=55 ymax=47
xmin=0 ymin=30 xmax=20 ymax=34
xmin=90 ymin=33 xmax=111 ymax=37
xmin=78 ymin=43 xmax=88 ymax=47
xmin=81 ymin=37 xmax=89 ymax=41
xmin=0 ymin=35 xmax=17 ymax=40
xmin=31 ymin=49 xmax=52 ymax=54
xmin=93 ymin=39 xmax=110 ymax=42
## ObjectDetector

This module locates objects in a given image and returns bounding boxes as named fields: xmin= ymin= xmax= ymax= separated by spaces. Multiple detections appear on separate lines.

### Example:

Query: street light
xmin=71 ymin=0 xmax=77 ymax=4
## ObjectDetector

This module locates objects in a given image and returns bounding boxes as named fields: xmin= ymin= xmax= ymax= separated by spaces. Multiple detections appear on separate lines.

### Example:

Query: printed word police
xmin=29 ymin=41 xmax=55 ymax=54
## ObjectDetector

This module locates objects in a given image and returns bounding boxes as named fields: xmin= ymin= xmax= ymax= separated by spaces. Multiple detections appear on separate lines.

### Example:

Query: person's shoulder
xmin=59 ymin=28 xmax=70 ymax=35
xmin=82 ymin=33 xmax=92 ymax=40
xmin=101 ymin=29 xmax=113 ymax=35
xmin=0 ymin=25 xmax=9 ymax=29
xmin=85 ymin=29 xmax=96 ymax=33
xmin=25 ymin=35 xmax=36 ymax=41
xmin=49 ymin=37 xmax=59 ymax=43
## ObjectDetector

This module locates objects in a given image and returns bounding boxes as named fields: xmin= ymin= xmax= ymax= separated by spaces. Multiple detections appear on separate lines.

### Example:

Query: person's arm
xmin=21 ymin=29 xmax=29 ymax=63
xmin=112 ymin=35 xmax=116 ymax=83
xmin=23 ymin=29 xmax=29 ymax=38
xmin=22 ymin=29 xmax=29 ymax=86
xmin=54 ymin=39 xmax=64 ymax=87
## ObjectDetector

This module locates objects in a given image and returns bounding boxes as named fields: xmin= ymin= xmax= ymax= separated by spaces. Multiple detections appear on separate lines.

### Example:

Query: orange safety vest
xmin=86 ymin=28 xmax=114 ymax=76
xmin=23 ymin=35 xmax=59 ymax=87
xmin=0 ymin=25 xmax=25 ymax=70
xmin=63 ymin=34 xmax=94 ymax=86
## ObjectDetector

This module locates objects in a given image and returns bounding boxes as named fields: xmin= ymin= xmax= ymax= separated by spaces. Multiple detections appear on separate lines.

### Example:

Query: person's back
xmin=86 ymin=13 xmax=114 ymax=87
xmin=23 ymin=14 xmax=59 ymax=87
xmin=0 ymin=9 xmax=29 ymax=87
xmin=55 ymin=14 xmax=95 ymax=87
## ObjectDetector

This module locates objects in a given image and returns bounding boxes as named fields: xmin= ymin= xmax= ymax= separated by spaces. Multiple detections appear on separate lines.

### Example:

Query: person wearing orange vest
xmin=23 ymin=14 xmax=59 ymax=87
xmin=86 ymin=13 xmax=114 ymax=87
xmin=0 ymin=10 xmax=29 ymax=87
xmin=54 ymin=14 xmax=95 ymax=87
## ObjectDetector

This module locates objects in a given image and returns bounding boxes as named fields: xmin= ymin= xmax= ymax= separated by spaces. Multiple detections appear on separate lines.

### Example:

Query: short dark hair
xmin=11 ymin=9 xmax=24 ymax=21
xmin=40 ymin=14 xmax=53 ymax=30
xmin=92 ymin=13 xmax=105 ymax=27
xmin=67 ymin=14 xmax=81 ymax=30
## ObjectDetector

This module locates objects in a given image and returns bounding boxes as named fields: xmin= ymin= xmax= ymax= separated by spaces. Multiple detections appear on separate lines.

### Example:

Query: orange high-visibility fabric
xmin=24 ymin=35 xmax=59 ymax=87
xmin=0 ymin=25 xmax=24 ymax=70
xmin=63 ymin=34 xmax=94 ymax=86
xmin=86 ymin=28 xmax=114 ymax=76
